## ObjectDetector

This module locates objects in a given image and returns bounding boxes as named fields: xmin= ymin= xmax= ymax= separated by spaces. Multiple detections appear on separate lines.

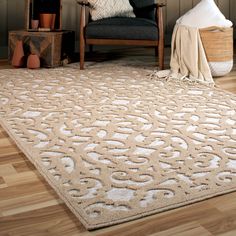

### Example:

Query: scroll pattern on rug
xmin=0 ymin=66 xmax=236 ymax=229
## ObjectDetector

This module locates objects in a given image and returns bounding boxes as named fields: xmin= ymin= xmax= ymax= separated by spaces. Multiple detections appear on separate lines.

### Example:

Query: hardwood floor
xmin=0 ymin=48 xmax=236 ymax=236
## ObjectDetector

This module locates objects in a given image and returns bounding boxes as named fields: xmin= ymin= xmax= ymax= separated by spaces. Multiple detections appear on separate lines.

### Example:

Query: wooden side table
xmin=9 ymin=30 xmax=75 ymax=67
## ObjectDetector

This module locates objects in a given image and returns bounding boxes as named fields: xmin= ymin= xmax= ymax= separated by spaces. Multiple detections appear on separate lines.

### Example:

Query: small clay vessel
xmin=31 ymin=19 xmax=39 ymax=30
xmin=12 ymin=40 xmax=25 ymax=68
xmin=40 ymin=13 xmax=53 ymax=28
xmin=51 ymin=14 xmax=56 ymax=30
xmin=27 ymin=53 xmax=40 ymax=69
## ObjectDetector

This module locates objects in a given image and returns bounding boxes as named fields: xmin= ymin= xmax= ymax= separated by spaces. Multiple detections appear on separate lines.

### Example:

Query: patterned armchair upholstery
xmin=78 ymin=0 xmax=165 ymax=70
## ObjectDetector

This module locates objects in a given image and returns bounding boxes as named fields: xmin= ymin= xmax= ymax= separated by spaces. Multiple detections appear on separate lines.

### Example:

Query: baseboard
xmin=0 ymin=46 xmax=8 ymax=59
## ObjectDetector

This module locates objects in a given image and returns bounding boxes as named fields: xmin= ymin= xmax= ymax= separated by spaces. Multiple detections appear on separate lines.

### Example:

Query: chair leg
xmin=80 ymin=40 xmax=85 ymax=70
xmin=158 ymin=45 xmax=164 ymax=70
xmin=157 ymin=4 xmax=165 ymax=70
xmin=80 ymin=4 xmax=86 ymax=70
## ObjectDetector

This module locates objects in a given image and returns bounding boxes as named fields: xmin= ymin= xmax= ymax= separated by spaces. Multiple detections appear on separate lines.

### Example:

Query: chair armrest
xmin=76 ymin=0 xmax=89 ymax=42
xmin=75 ymin=0 xmax=90 ymax=7
xmin=156 ymin=3 xmax=165 ymax=31
xmin=153 ymin=0 xmax=166 ymax=7
xmin=155 ymin=3 xmax=166 ymax=8
xmin=76 ymin=0 xmax=88 ymax=28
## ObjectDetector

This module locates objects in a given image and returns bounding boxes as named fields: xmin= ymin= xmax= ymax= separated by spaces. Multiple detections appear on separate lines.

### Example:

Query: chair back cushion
xmin=88 ymin=0 xmax=135 ymax=21
xmin=129 ymin=0 xmax=155 ymax=21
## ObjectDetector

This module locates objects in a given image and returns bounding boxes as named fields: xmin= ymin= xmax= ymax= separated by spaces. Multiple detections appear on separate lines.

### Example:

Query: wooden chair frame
xmin=78 ymin=0 xmax=165 ymax=70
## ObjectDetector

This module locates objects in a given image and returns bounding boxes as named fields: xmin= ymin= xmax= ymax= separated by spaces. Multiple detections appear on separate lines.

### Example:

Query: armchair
xmin=78 ymin=0 xmax=165 ymax=70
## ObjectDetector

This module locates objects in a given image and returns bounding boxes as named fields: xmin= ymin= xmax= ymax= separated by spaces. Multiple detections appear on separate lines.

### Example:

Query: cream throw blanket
xmin=154 ymin=24 xmax=214 ymax=85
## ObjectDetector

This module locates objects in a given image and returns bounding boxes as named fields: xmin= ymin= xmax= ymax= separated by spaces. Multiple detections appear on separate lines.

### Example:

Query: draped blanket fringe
xmin=151 ymin=24 xmax=215 ymax=86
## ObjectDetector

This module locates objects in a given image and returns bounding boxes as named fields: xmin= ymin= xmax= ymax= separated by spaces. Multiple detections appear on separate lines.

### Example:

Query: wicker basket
xmin=199 ymin=26 xmax=233 ymax=62
xmin=199 ymin=26 xmax=233 ymax=76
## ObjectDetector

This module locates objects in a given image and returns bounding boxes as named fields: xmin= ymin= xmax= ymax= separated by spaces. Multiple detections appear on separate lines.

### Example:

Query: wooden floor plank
xmin=200 ymin=209 xmax=236 ymax=235
xmin=149 ymin=222 xmax=213 ymax=236
xmin=0 ymin=191 xmax=60 ymax=214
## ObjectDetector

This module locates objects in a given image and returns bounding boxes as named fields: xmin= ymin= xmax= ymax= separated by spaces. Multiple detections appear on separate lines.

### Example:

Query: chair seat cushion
xmin=85 ymin=17 xmax=158 ymax=40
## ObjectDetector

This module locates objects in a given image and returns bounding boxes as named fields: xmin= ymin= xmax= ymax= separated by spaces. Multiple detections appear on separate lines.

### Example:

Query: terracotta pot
xmin=12 ymin=40 xmax=25 ymax=68
xmin=40 ymin=13 xmax=53 ymax=28
xmin=27 ymin=54 xmax=40 ymax=69
xmin=51 ymin=14 xmax=56 ymax=30
xmin=31 ymin=19 xmax=39 ymax=30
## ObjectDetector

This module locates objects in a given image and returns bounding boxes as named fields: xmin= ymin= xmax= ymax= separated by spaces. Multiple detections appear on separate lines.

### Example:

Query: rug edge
xmin=1 ymin=117 xmax=236 ymax=230
xmin=0 ymin=118 xmax=92 ymax=230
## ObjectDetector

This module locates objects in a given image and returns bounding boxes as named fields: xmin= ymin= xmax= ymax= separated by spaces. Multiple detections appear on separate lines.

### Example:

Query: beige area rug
xmin=0 ymin=63 xmax=236 ymax=230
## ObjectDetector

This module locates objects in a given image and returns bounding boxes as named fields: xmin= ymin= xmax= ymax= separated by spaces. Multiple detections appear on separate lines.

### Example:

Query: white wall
xmin=1 ymin=0 xmax=235 ymax=59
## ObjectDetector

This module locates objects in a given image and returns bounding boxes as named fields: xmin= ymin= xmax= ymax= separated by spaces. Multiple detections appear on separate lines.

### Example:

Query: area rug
xmin=0 ymin=64 xmax=236 ymax=230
